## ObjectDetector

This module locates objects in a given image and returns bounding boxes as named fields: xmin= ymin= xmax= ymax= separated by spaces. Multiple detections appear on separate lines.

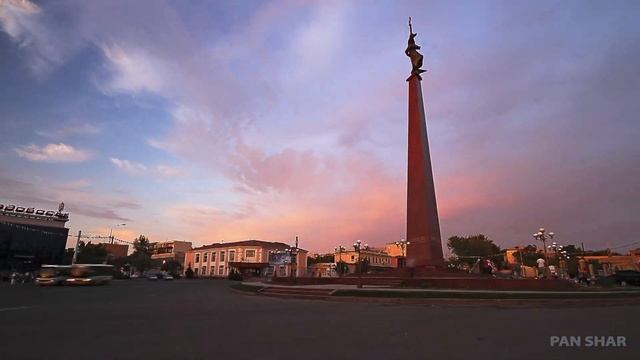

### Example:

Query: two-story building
xmin=149 ymin=240 xmax=192 ymax=264
xmin=334 ymin=247 xmax=396 ymax=274
xmin=184 ymin=240 xmax=307 ymax=278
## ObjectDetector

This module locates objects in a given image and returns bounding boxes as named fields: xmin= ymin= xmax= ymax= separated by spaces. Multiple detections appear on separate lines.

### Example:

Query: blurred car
xmin=36 ymin=265 xmax=71 ymax=286
xmin=608 ymin=270 xmax=640 ymax=286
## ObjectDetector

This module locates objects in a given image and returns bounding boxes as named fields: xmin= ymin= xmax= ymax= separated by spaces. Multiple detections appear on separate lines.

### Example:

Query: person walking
xmin=536 ymin=257 xmax=546 ymax=279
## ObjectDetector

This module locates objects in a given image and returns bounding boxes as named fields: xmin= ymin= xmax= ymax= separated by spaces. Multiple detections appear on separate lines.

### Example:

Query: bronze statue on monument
xmin=405 ymin=17 xmax=426 ymax=81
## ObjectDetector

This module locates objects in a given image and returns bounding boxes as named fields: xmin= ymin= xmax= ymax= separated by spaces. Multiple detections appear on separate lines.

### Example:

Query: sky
xmin=0 ymin=0 xmax=639 ymax=254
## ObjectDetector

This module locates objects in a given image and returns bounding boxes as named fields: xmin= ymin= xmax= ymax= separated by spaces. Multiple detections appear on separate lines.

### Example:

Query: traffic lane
xmin=0 ymin=280 xmax=638 ymax=360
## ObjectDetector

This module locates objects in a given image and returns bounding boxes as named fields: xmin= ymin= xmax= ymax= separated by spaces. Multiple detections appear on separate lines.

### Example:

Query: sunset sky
xmin=1 ymin=0 xmax=638 ymax=253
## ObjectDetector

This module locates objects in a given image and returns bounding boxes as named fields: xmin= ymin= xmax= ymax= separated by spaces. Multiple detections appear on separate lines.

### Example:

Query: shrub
xmin=228 ymin=270 xmax=243 ymax=281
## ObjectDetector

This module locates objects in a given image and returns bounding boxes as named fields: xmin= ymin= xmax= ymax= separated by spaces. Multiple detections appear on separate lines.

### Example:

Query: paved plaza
xmin=1 ymin=280 xmax=638 ymax=360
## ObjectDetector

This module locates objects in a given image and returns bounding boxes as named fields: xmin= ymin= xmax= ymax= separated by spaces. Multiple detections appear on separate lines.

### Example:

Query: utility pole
xmin=71 ymin=230 xmax=81 ymax=265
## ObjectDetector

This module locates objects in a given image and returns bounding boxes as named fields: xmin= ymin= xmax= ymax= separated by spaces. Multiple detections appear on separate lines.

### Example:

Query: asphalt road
xmin=1 ymin=280 xmax=638 ymax=360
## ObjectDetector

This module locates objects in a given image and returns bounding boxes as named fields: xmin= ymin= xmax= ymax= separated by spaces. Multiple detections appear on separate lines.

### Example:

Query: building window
xmin=203 ymin=252 xmax=208 ymax=263
xmin=201 ymin=266 xmax=207 ymax=275
xmin=218 ymin=265 xmax=224 ymax=275
xmin=195 ymin=253 xmax=200 ymax=263
xmin=220 ymin=251 xmax=225 ymax=262
xmin=194 ymin=268 xmax=199 ymax=276
xmin=245 ymin=249 xmax=256 ymax=258
xmin=279 ymin=265 xmax=286 ymax=277
xmin=229 ymin=250 xmax=236 ymax=262
xmin=351 ymin=255 xmax=355 ymax=261
xmin=210 ymin=267 xmax=215 ymax=275
xmin=211 ymin=252 xmax=216 ymax=262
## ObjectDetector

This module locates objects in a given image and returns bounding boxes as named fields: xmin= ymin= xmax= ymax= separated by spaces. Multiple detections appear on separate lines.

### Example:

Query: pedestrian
xmin=536 ymin=257 xmax=546 ymax=279
xmin=513 ymin=262 xmax=522 ymax=279
xmin=10 ymin=271 xmax=17 ymax=286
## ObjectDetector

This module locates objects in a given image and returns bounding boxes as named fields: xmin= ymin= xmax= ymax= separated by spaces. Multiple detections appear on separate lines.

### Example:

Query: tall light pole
xmin=533 ymin=228 xmax=554 ymax=278
xmin=334 ymin=245 xmax=346 ymax=277
xmin=109 ymin=223 xmax=127 ymax=244
xmin=395 ymin=238 xmax=411 ymax=256
xmin=395 ymin=238 xmax=411 ymax=269
xmin=548 ymin=241 xmax=569 ymax=278
xmin=353 ymin=240 xmax=369 ymax=289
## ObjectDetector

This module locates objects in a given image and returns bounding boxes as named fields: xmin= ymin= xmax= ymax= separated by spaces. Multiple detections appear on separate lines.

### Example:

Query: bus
xmin=66 ymin=264 xmax=114 ymax=285
xmin=36 ymin=265 xmax=71 ymax=286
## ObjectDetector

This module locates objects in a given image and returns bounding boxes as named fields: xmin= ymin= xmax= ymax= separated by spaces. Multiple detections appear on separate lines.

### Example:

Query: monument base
xmin=270 ymin=275 xmax=575 ymax=291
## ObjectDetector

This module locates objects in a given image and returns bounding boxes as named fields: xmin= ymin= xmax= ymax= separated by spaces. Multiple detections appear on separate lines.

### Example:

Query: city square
xmin=1 ymin=0 xmax=640 ymax=359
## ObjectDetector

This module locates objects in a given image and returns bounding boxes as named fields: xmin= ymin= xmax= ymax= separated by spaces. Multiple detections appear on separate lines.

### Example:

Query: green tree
xmin=75 ymin=241 xmax=108 ymax=264
xmin=132 ymin=235 xmax=151 ymax=255
xmin=307 ymin=254 xmax=335 ymax=266
xmin=447 ymin=234 xmax=501 ymax=265
xmin=128 ymin=252 xmax=152 ymax=273
xmin=336 ymin=261 xmax=348 ymax=275
xmin=185 ymin=266 xmax=194 ymax=279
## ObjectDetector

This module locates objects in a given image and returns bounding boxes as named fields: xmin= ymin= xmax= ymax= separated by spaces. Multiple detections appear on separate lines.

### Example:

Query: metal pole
xmin=357 ymin=248 xmax=363 ymax=288
xmin=71 ymin=230 xmax=81 ymax=265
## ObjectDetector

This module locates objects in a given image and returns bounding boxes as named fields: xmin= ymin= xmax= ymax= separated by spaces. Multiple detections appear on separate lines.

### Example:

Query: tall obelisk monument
xmin=405 ymin=18 xmax=444 ymax=269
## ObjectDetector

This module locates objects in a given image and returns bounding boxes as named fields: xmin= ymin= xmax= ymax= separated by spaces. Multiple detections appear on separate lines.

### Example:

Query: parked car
xmin=147 ymin=272 xmax=174 ymax=281
xmin=608 ymin=270 xmax=640 ymax=286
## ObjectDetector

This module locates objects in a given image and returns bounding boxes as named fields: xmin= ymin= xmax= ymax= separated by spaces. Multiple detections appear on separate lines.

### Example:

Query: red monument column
xmin=405 ymin=19 xmax=445 ymax=269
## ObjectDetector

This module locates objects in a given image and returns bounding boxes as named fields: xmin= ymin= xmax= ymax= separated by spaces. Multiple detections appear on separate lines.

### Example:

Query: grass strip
xmin=230 ymin=283 xmax=264 ymax=294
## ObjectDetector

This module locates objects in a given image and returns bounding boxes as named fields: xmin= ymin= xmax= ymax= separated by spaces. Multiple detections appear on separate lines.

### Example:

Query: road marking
xmin=0 ymin=306 xmax=31 ymax=312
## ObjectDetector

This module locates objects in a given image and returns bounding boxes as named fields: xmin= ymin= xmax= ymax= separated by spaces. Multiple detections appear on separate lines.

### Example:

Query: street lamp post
xmin=268 ymin=250 xmax=287 ymax=280
xmin=334 ymin=245 xmax=346 ymax=277
xmin=353 ymin=240 xmax=369 ymax=289
xmin=548 ymin=242 xmax=569 ymax=278
xmin=109 ymin=223 xmax=127 ymax=244
xmin=395 ymin=238 xmax=411 ymax=268
xmin=533 ymin=228 xmax=554 ymax=278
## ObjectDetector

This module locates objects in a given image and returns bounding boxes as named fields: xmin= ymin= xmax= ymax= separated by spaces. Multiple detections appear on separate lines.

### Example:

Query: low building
xmin=582 ymin=250 xmax=640 ymax=274
xmin=149 ymin=240 xmax=192 ymax=264
xmin=0 ymin=202 xmax=69 ymax=273
xmin=184 ymin=240 xmax=307 ymax=278
xmin=308 ymin=262 xmax=336 ymax=277
xmin=334 ymin=247 xmax=396 ymax=274
xmin=384 ymin=242 xmax=406 ymax=257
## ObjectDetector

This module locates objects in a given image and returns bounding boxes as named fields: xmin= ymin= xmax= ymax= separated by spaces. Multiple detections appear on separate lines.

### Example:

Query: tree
xmin=447 ymin=234 xmax=501 ymax=266
xmin=128 ymin=235 xmax=152 ymax=273
xmin=132 ymin=235 xmax=151 ymax=255
xmin=128 ymin=252 xmax=152 ymax=274
xmin=307 ymin=254 xmax=335 ymax=266
xmin=185 ymin=266 xmax=194 ymax=279
xmin=72 ymin=241 xmax=108 ymax=264
xmin=513 ymin=247 xmax=541 ymax=267
xmin=336 ymin=261 xmax=348 ymax=275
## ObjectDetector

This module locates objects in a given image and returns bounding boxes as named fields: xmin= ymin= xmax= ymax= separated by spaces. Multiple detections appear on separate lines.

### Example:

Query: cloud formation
xmin=1 ymin=0 xmax=639 ymax=252
xmin=111 ymin=157 xmax=182 ymax=178
xmin=15 ymin=143 xmax=90 ymax=162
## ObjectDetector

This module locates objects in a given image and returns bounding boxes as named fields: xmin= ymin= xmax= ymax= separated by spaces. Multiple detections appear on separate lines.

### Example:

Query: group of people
xmin=9 ymin=271 xmax=34 ymax=285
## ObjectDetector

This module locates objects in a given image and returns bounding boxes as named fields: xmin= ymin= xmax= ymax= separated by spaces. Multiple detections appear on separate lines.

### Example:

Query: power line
xmin=609 ymin=240 xmax=640 ymax=250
